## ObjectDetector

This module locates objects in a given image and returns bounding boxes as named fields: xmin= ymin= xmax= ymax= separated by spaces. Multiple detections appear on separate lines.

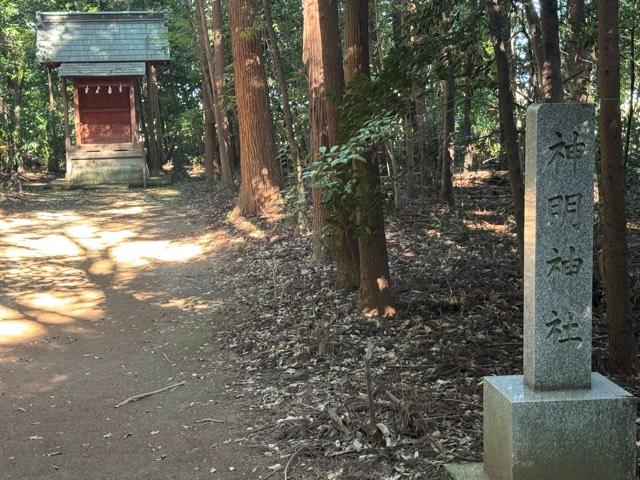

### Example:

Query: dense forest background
xmin=3 ymin=0 xmax=639 ymax=181
xmin=1 ymin=0 xmax=639 ymax=370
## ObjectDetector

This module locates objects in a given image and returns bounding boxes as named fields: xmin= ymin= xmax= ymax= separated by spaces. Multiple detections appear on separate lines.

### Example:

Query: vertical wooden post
xmin=61 ymin=76 xmax=71 ymax=179
xmin=72 ymin=80 xmax=81 ymax=145
xmin=129 ymin=78 xmax=137 ymax=144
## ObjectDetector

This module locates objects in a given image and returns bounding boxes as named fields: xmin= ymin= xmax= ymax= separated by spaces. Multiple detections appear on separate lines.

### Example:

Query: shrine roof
xmin=59 ymin=62 xmax=146 ymax=77
xmin=36 ymin=11 xmax=170 ymax=65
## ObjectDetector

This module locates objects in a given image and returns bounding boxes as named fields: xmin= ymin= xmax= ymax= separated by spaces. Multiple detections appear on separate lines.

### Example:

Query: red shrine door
xmin=73 ymin=78 xmax=136 ymax=145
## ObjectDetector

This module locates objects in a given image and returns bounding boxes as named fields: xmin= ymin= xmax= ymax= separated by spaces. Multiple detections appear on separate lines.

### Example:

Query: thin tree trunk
xmin=440 ymin=76 xmax=455 ymax=206
xmin=524 ymin=0 xmax=545 ymax=102
xmin=624 ymin=0 xmax=638 ymax=166
xmin=210 ymin=0 xmax=235 ymax=189
xmin=46 ymin=67 xmax=58 ymax=173
xmin=263 ymin=0 xmax=306 ymax=230
xmin=345 ymin=0 xmax=394 ymax=316
xmin=486 ymin=0 xmax=526 ymax=266
xmin=146 ymin=63 xmax=165 ymax=176
xmin=597 ymin=0 xmax=637 ymax=373
xmin=230 ymin=0 xmax=282 ymax=216
xmin=196 ymin=0 xmax=223 ymax=181
xmin=462 ymin=55 xmax=474 ymax=171
xmin=539 ymin=0 xmax=564 ymax=102
xmin=568 ymin=0 xmax=591 ymax=102
xmin=134 ymin=79 xmax=150 ymax=164
xmin=187 ymin=0 xmax=218 ymax=182
xmin=404 ymin=111 xmax=415 ymax=201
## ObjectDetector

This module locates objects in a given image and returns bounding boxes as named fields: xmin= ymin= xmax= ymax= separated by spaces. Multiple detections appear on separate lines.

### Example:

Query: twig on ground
xmin=195 ymin=418 xmax=225 ymax=424
xmin=364 ymin=341 xmax=378 ymax=431
xmin=284 ymin=447 xmax=309 ymax=480
xmin=114 ymin=381 xmax=186 ymax=408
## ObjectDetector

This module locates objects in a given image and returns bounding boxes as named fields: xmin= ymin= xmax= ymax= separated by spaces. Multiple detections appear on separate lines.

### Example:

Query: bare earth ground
xmin=1 ymin=175 xmax=639 ymax=480
xmin=0 ymin=185 xmax=276 ymax=479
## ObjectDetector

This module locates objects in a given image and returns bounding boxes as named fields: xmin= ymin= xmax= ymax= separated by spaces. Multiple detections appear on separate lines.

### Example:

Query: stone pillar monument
xmin=447 ymin=104 xmax=637 ymax=480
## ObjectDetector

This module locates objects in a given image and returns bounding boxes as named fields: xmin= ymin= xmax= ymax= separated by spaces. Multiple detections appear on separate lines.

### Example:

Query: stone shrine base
xmin=447 ymin=373 xmax=636 ymax=480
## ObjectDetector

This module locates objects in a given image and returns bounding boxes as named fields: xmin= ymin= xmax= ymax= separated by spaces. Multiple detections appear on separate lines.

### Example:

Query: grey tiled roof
xmin=59 ymin=62 xmax=146 ymax=77
xmin=36 ymin=12 xmax=170 ymax=65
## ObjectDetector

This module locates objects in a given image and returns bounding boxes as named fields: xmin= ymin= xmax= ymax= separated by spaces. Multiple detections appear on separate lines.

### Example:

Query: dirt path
xmin=0 ymin=186 xmax=272 ymax=479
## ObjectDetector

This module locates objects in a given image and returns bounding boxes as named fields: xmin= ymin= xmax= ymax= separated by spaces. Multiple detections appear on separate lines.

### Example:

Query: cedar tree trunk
xmin=486 ymin=0 xmax=526 ymax=265
xmin=539 ymin=0 xmax=564 ymax=102
xmin=264 ymin=0 xmax=306 ymax=229
xmin=345 ymin=0 xmax=395 ymax=315
xmin=229 ymin=0 xmax=282 ymax=216
xmin=597 ymin=0 xmax=637 ymax=372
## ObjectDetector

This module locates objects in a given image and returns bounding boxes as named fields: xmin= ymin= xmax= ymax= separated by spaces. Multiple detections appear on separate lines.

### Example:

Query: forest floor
xmin=0 ymin=173 xmax=638 ymax=479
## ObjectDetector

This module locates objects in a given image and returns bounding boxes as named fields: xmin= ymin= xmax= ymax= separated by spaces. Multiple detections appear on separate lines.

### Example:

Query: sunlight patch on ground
xmin=463 ymin=219 xmax=510 ymax=234
xmin=15 ymin=289 xmax=105 ymax=322
xmin=88 ymin=259 xmax=116 ymax=275
xmin=229 ymin=216 xmax=266 ymax=239
xmin=0 ymin=190 xmax=241 ymax=348
xmin=157 ymin=297 xmax=223 ymax=312
xmin=1 ymin=234 xmax=85 ymax=259
xmin=111 ymin=240 xmax=203 ymax=266
xmin=0 ymin=320 xmax=47 ymax=345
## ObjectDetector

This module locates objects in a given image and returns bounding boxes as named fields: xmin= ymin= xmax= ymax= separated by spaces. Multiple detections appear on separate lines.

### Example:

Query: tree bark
xmin=303 ymin=0 xmax=347 ymax=264
xmin=344 ymin=0 xmax=395 ymax=316
xmin=263 ymin=0 xmax=306 ymax=229
xmin=46 ymin=67 xmax=58 ymax=173
xmin=597 ymin=0 xmax=637 ymax=372
xmin=486 ymin=0 xmax=526 ymax=266
xmin=568 ymin=0 xmax=591 ymax=102
xmin=191 ymin=0 xmax=220 ymax=183
xmin=210 ymin=0 xmax=235 ymax=188
xmin=624 ymin=0 xmax=638 ymax=166
xmin=539 ymin=0 xmax=564 ymax=102
xmin=194 ymin=0 xmax=220 ymax=184
xmin=440 ymin=76 xmax=455 ymax=206
xmin=229 ymin=0 xmax=282 ymax=216
xmin=145 ymin=64 xmax=165 ymax=176
xmin=523 ymin=0 xmax=545 ymax=102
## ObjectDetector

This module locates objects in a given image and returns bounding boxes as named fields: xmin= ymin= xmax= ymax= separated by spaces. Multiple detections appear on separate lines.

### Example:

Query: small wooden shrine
xmin=36 ymin=12 xmax=170 ymax=184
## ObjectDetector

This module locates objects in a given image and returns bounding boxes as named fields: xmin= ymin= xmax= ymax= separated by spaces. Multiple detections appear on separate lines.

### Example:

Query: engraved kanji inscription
xmin=545 ymin=310 xmax=582 ymax=344
xmin=546 ymin=246 xmax=584 ymax=276
xmin=548 ymin=193 xmax=583 ymax=227
xmin=548 ymin=131 xmax=586 ymax=174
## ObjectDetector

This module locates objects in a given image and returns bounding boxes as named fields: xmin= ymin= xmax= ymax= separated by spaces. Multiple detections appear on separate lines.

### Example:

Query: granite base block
xmin=483 ymin=373 xmax=636 ymax=480
xmin=445 ymin=463 xmax=488 ymax=480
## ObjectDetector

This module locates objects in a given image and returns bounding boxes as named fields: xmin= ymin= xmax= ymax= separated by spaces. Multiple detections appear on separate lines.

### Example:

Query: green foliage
xmin=304 ymin=114 xmax=400 ymax=237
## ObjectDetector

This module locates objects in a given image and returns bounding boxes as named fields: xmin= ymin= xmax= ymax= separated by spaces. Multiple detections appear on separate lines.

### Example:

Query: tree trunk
xmin=539 ymin=0 xmax=564 ymax=102
xmin=597 ymin=0 xmax=637 ymax=373
xmin=625 ymin=0 xmax=638 ymax=166
xmin=145 ymin=63 xmax=164 ymax=176
xmin=486 ymin=0 xmax=526 ymax=266
xmin=344 ymin=0 xmax=395 ymax=316
xmin=46 ymin=67 xmax=58 ymax=173
xmin=524 ymin=0 xmax=545 ymax=102
xmin=440 ymin=76 xmax=455 ymax=206
xmin=568 ymin=0 xmax=591 ymax=102
xmin=210 ymin=0 xmax=235 ymax=189
xmin=229 ymin=0 xmax=282 ymax=216
xmin=191 ymin=0 xmax=219 ymax=183
xmin=404 ymin=111 xmax=415 ymax=201
xmin=263 ymin=0 xmax=306 ymax=230
xmin=303 ymin=0 xmax=346 ymax=265
xmin=134 ymin=79 xmax=150 ymax=163
xmin=462 ymin=56 xmax=474 ymax=171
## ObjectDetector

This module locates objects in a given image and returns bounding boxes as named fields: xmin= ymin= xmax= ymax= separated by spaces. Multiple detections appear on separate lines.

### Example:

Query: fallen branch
xmin=284 ymin=447 xmax=310 ymax=480
xmin=114 ymin=381 xmax=186 ymax=408
xmin=195 ymin=418 xmax=225 ymax=424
